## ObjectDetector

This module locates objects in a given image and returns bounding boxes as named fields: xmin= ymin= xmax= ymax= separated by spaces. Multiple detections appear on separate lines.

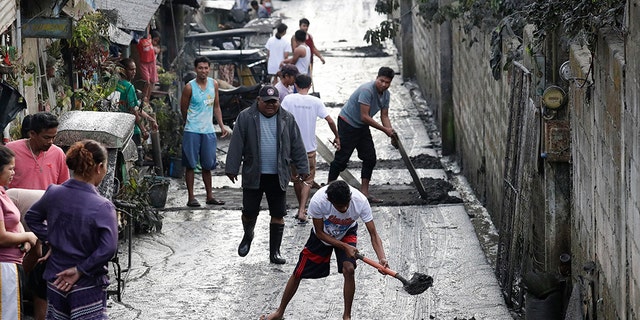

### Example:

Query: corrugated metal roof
xmin=95 ymin=0 xmax=163 ymax=32
xmin=0 ymin=0 xmax=16 ymax=35
xmin=108 ymin=24 xmax=132 ymax=45
xmin=202 ymin=0 xmax=234 ymax=10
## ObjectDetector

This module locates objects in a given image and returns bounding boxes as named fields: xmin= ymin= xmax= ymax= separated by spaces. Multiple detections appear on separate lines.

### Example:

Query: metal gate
xmin=496 ymin=61 xmax=541 ymax=311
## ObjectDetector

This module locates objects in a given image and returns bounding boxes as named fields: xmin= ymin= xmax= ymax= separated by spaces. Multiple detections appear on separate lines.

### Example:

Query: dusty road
xmin=105 ymin=0 xmax=514 ymax=319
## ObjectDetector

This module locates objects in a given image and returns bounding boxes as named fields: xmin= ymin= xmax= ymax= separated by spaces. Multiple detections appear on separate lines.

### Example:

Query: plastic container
xmin=144 ymin=176 xmax=171 ymax=208
xmin=168 ymin=157 xmax=184 ymax=178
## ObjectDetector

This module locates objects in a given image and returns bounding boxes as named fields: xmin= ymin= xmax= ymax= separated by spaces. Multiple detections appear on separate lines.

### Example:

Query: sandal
xmin=293 ymin=214 xmax=308 ymax=225
xmin=206 ymin=198 xmax=225 ymax=205
xmin=186 ymin=199 xmax=201 ymax=207
xmin=367 ymin=196 xmax=384 ymax=204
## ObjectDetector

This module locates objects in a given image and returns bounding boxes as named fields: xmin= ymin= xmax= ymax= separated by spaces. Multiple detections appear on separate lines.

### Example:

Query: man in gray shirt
xmin=327 ymin=67 xmax=396 ymax=203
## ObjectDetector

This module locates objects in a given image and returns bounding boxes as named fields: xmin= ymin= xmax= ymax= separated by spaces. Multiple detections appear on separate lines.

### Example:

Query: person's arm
xmin=312 ymin=218 xmax=357 ymax=258
xmin=364 ymin=219 xmax=389 ymax=268
xmin=225 ymin=111 xmax=247 ymax=183
xmin=359 ymin=103 xmax=394 ymax=137
xmin=380 ymin=107 xmax=392 ymax=131
xmin=180 ymin=83 xmax=193 ymax=123
xmin=57 ymin=151 xmax=71 ymax=183
xmin=213 ymin=80 xmax=229 ymax=138
xmin=75 ymin=202 xmax=118 ymax=277
xmin=312 ymin=48 xmax=325 ymax=64
xmin=143 ymin=110 xmax=158 ymax=131
xmin=24 ymin=194 xmax=50 ymax=242
xmin=281 ymin=46 xmax=304 ymax=65
xmin=308 ymin=35 xmax=325 ymax=64
xmin=324 ymin=115 xmax=340 ymax=150
xmin=0 ymin=220 xmax=37 ymax=248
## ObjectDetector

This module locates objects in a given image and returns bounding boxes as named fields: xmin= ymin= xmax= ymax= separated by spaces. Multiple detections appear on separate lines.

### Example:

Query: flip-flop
xmin=206 ymin=198 xmax=225 ymax=205
xmin=293 ymin=215 xmax=308 ymax=225
xmin=186 ymin=199 xmax=201 ymax=207
xmin=367 ymin=196 xmax=384 ymax=204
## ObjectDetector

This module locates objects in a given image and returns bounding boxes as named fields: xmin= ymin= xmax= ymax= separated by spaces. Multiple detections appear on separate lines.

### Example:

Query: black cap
xmin=259 ymin=85 xmax=279 ymax=101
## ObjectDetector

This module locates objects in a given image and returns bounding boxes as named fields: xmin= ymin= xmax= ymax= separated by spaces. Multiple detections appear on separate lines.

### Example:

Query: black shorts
xmin=27 ymin=244 xmax=49 ymax=299
xmin=27 ymin=261 xmax=48 ymax=299
xmin=292 ymin=225 xmax=358 ymax=279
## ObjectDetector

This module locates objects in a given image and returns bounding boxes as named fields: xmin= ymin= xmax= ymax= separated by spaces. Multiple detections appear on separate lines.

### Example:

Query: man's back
xmin=265 ymin=37 xmax=292 ymax=75
xmin=294 ymin=45 xmax=311 ymax=75
xmin=281 ymin=93 xmax=327 ymax=153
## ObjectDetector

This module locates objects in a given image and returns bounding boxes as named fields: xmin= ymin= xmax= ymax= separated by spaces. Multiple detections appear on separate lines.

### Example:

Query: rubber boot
xmin=238 ymin=216 xmax=256 ymax=257
xmin=269 ymin=223 xmax=286 ymax=264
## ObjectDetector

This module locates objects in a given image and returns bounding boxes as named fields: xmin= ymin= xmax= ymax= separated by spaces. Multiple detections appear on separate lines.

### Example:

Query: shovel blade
xmin=403 ymin=273 xmax=433 ymax=295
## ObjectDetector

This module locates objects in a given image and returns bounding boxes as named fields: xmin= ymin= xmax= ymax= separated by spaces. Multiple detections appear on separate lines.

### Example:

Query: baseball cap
xmin=259 ymin=85 xmax=279 ymax=101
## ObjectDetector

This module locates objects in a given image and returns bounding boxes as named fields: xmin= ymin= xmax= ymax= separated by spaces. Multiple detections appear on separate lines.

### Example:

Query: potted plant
xmin=157 ymin=70 xmax=177 ymax=91
xmin=151 ymin=97 xmax=184 ymax=177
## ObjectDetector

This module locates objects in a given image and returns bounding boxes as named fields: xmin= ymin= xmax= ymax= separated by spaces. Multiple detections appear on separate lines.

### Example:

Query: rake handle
xmin=355 ymin=253 xmax=398 ymax=278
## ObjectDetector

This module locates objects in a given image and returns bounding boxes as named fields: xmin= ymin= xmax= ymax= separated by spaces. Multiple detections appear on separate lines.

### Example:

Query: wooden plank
xmin=393 ymin=133 xmax=428 ymax=199
xmin=315 ymin=136 xmax=361 ymax=189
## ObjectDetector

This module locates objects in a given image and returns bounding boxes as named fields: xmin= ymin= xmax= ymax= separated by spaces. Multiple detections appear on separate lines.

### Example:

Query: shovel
xmin=391 ymin=132 xmax=429 ymax=199
xmin=355 ymin=252 xmax=433 ymax=295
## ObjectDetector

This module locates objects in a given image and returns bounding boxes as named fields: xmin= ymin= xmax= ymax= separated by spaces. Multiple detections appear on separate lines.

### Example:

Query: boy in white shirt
xmin=281 ymin=74 xmax=339 ymax=222
xmin=260 ymin=181 xmax=389 ymax=320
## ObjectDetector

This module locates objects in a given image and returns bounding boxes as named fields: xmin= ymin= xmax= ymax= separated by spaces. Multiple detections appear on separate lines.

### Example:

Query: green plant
xmin=9 ymin=117 xmax=22 ymax=141
xmin=114 ymin=167 xmax=163 ymax=234
xmin=45 ymin=40 xmax=63 ymax=60
xmin=70 ymin=11 xmax=110 ymax=78
xmin=366 ymin=0 xmax=625 ymax=63
xmin=66 ymin=11 xmax=122 ymax=110
xmin=521 ymin=0 xmax=624 ymax=47
xmin=158 ymin=71 xmax=177 ymax=87
xmin=363 ymin=0 xmax=399 ymax=46
xmin=152 ymin=98 xmax=183 ymax=158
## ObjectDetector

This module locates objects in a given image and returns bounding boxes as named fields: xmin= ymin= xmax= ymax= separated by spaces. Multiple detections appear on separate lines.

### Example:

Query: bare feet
xmin=259 ymin=313 xmax=283 ymax=320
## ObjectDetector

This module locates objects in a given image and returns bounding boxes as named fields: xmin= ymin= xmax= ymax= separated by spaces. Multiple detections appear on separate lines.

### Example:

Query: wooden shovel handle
xmin=355 ymin=253 xmax=397 ymax=277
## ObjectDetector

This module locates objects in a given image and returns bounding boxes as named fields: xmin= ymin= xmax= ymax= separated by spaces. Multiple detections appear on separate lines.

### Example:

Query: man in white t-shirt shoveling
xmin=259 ymin=180 xmax=389 ymax=320
xmin=281 ymin=74 xmax=339 ymax=223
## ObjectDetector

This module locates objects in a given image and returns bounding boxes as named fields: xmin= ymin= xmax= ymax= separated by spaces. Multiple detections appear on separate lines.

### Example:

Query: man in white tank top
xmin=281 ymin=30 xmax=310 ymax=75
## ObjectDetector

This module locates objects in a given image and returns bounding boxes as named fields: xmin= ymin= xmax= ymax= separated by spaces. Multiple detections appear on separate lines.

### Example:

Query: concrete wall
xmin=450 ymin=25 xmax=511 ymax=225
xmin=565 ymin=2 xmax=640 ymax=317
xmin=623 ymin=2 xmax=640 ymax=318
xmin=400 ymin=0 xmax=640 ymax=317
xmin=405 ymin=4 xmax=510 ymax=224
xmin=569 ymin=28 xmax=638 ymax=318
xmin=411 ymin=12 xmax=441 ymax=120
